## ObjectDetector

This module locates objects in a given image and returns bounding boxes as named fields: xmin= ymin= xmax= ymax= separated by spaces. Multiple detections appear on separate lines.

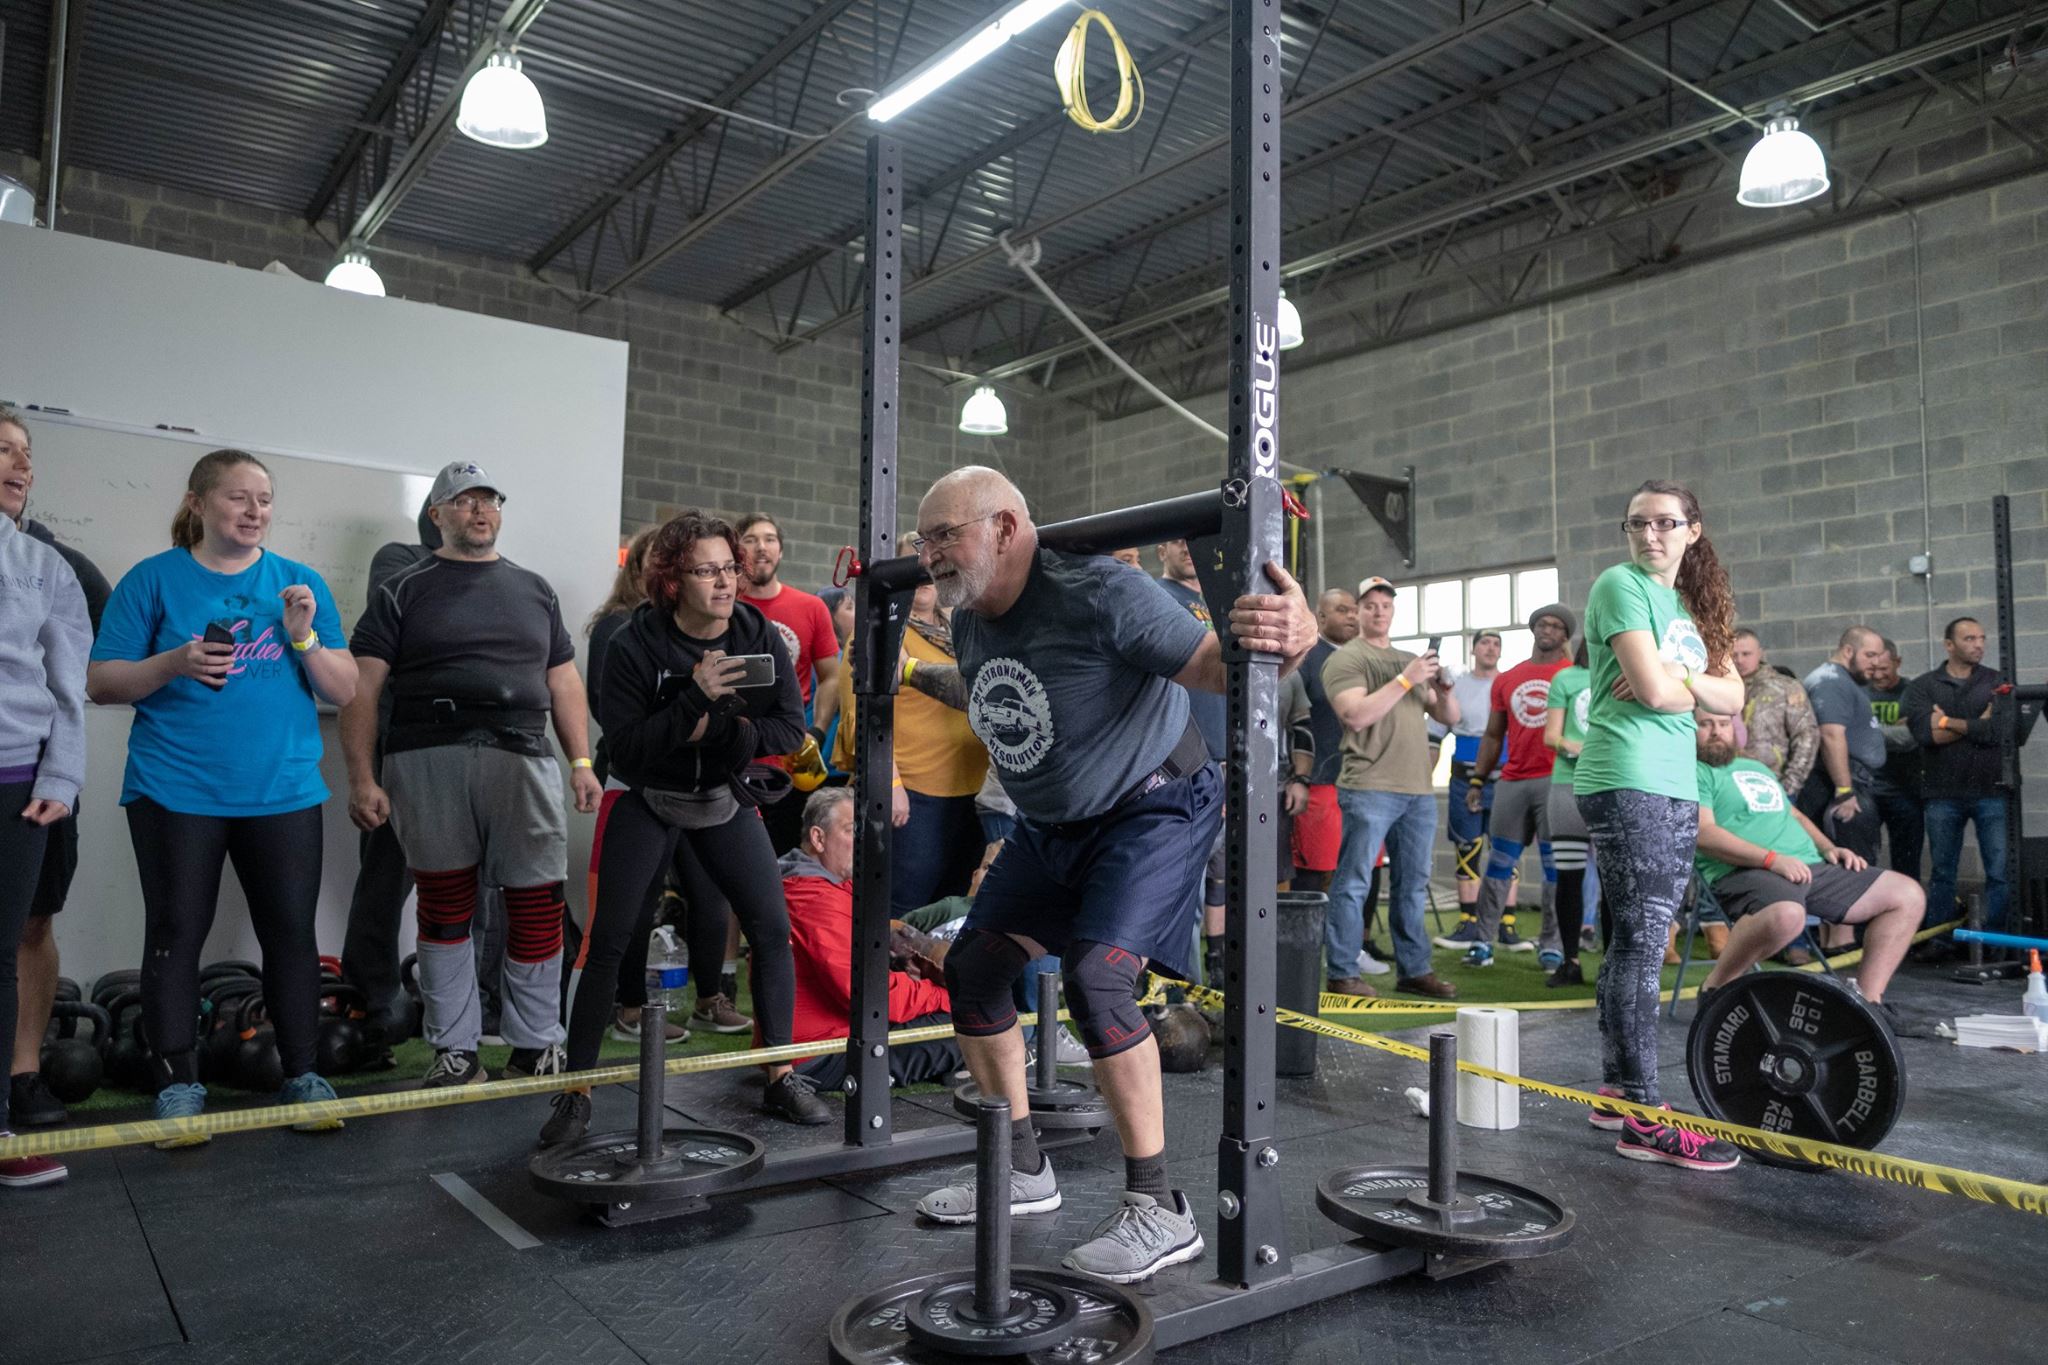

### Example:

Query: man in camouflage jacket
xmin=1732 ymin=628 xmax=1818 ymax=794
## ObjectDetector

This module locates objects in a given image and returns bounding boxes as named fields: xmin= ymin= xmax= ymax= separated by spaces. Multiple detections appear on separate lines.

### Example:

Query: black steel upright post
xmin=1214 ymin=0 xmax=1290 ymax=1289
xmin=1994 ymin=495 xmax=2024 ymax=938
xmin=848 ymin=133 xmax=905 ymax=1147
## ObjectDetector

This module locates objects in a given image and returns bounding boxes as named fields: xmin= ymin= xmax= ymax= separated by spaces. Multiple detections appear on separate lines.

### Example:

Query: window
xmin=1382 ymin=564 xmax=1562 ymax=786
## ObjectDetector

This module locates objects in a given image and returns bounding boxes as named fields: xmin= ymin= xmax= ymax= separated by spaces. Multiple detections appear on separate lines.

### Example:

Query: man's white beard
xmin=936 ymin=559 xmax=992 ymax=612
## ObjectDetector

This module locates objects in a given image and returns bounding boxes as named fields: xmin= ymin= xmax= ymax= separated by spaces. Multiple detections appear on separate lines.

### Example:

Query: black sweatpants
xmin=795 ymin=1011 xmax=962 ymax=1090
xmin=126 ymin=797 xmax=325 ymax=1086
xmin=566 ymin=792 xmax=794 ymax=1071
xmin=0 ymin=780 xmax=52 ymax=1130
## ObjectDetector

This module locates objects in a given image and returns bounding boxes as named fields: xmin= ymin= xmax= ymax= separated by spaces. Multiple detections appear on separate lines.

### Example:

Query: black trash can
xmin=1275 ymin=891 xmax=1328 ymax=1077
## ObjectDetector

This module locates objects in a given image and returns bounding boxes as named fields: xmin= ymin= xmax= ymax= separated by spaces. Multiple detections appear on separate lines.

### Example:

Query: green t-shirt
xmin=1322 ymin=639 xmax=1434 ymax=795
xmin=1694 ymin=756 xmax=1820 ymax=883
xmin=1545 ymin=666 xmax=1592 ymax=787
xmin=1573 ymin=562 xmax=1708 ymax=802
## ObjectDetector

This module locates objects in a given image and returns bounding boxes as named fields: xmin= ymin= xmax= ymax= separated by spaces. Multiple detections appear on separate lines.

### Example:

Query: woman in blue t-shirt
xmin=87 ymin=449 xmax=358 ymax=1144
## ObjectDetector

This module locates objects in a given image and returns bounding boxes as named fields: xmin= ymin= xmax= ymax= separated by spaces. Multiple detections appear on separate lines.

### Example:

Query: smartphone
xmin=1426 ymin=635 xmax=1441 ymax=655
xmin=730 ymin=654 xmax=779 ymax=689
xmin=201 ymin=622 xmax=234 ymax=690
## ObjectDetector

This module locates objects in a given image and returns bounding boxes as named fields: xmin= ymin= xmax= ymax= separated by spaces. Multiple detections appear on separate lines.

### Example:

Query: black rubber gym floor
xmin=7 ymin=961 xmax=2043 ymax=1365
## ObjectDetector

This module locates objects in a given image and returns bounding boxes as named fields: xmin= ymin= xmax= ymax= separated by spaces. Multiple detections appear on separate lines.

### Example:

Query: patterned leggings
xmin=1575 ymin=788 xmax=1698 ymax=1105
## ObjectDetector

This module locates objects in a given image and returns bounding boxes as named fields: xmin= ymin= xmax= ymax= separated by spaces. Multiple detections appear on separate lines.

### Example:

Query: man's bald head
xmin=917 ymin=465 xmax=1038 ymax=615
xmin=921 ymin=465 xmax=1030 ymax=525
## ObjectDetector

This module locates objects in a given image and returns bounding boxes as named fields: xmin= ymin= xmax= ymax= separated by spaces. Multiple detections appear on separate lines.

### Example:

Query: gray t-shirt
xmin=1801 ymin=661 xmax=1885 ymax=779
xmin=952 ymin=549 xmax=1208 ymax=823
xmin=1155 ymin=575 xmax=1228 ymax=765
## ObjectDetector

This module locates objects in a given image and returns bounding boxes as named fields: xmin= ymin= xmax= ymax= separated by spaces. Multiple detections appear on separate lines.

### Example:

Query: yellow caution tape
xmin=1179 ymin=976 xmax=2048 ymax=1219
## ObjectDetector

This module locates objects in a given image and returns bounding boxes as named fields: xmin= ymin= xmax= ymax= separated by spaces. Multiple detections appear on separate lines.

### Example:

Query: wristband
xmin=1396 ymin=675 xmax=1414 ymax=692
xmin=291 ymin=631 xmax=319 ymax=653
xmin=1286 ymin=775 xmax=1308 ymax=786
xmin=572 ymin=757 xmax=593 ymax=770
xmin=1935 ymin=715 xmax=1948 ymax=731
xmin=1680 ymin=665 xmax=1694 ymax=690
xmin=902 ymin=657 xmax=918 ymax=684
xmin=1468 ymin=777 xmax=1485 ymax=789
xmin=1763 ymin=850 xmax=1777 ymax=870
xmin=891 ymin=777 xmax=905 ymax=789
xmin=1835 ymin=785 xmax=1853 ymax=797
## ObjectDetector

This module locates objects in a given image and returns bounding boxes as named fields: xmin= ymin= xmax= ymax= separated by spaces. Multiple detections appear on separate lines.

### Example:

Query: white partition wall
xmin=0 ymin=224 xmax=630 ymax=982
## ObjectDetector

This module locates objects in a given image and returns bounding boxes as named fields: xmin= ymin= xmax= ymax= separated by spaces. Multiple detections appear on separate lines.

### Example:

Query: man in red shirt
xmin=787 ymin=788 xmax=963 ymax=1089
xmin=1462 ymin=604 xmax=1575 ymax=968
xmin=737 ymin=514 xmax=842 ymax=852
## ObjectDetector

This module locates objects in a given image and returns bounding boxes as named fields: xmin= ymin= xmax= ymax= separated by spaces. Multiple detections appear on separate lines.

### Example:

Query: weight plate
xmin=1685 ymin=972 xmax=1905 ymax=1172
xmin=829 ymin=1267 xmax=1152 ymax=1365
xmin=953 ymin=1079 xmax=1109 ymax=1131
xmin=903 ymin=1278 xmax=1078 ymax=1356
xmin=529 ymin=1125 xmax=764 ymax=1205
xmin=1315 ymin=1166 xmax=1576 ymax=1259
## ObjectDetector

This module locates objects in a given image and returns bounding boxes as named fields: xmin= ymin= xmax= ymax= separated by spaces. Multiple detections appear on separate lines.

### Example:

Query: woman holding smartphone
xmin=1572 ymin=479 xmax=1744 ymax=1171
xmin=87 ymin=449 xmax=357 ymax=1144
xmin=542 ymin=510 xmax=821 ymax=1149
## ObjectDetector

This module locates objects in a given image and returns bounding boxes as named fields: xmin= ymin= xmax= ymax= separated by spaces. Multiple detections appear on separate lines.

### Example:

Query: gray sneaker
xmin=916 ymin=1157 xmax=1061 ymax=1224
xmin=1052 ymin=1027 xmax=1094 ymax=1068
xmin=1061 ymin=1191 xmax=1205 ymax=1284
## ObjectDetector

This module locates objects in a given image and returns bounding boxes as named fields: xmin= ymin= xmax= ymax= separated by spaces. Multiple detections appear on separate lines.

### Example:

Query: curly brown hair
xmin=642 ymin=510 xmax=741 ymax=610
xmin=1631 ymin=479 xmax=1734 ymax=673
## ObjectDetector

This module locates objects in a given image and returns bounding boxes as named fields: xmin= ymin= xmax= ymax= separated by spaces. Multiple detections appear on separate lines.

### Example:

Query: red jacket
xmin=784 ymin=867 xmax=950 ymax=1045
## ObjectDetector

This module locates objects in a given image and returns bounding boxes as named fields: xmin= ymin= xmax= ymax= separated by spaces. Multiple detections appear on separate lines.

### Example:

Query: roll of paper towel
xmin=1456 ymin=1006 xmax=1519 ymax=1130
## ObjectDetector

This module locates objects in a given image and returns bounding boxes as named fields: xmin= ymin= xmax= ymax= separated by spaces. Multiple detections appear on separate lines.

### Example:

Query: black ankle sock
xmin=1204 ymin=934 xmax=1225 ymax=985
xmin=1124 ymin=1150 xmax=1171 ymax=1203
xmin=1011 ymin=1117 xmax=1042 ymax=1176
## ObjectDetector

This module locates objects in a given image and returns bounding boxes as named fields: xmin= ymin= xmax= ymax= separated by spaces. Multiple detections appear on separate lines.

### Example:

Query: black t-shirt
xmin=1901 ymin=664 xmax=2004 ymax=801
xmin=350 ymin=555 xmax=574 ymax=754
xmin=1156 ymin=576 xmax=1227 ymax=765
xmin=1301 ymin=638 xmax=1345 ymax=786
xmin=1865 ymin=682 xmax=1921 ymax=794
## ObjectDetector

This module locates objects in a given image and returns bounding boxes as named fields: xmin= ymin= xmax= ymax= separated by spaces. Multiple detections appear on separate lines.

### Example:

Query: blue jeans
xmin=892 ymin=791 xmax=985 ymax=918
xmin=1327 ymin=788 xmax=1437 ymax=980
xmin=1924 ymin=797 xmax=2007 ymax=932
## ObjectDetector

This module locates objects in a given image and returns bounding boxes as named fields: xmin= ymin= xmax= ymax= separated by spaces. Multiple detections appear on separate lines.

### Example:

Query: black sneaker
xmin=1616 ymin=1115 xmax=1741 ymax=1171
xmin=1545 ymin=960 xmax=1585 ymax=988
xmin=9 ymin=1073 xmax=67 ymax=1127
xmin=762 ymin=1071 xmax=832 ymax=1125
xmin=420 ymin=1049 xmax=487 ymax=1089
xmin=504 ymin=1044 xmax=566 ymax=1078
xmin=538 ymin=1091 xmax=591 ymax=1148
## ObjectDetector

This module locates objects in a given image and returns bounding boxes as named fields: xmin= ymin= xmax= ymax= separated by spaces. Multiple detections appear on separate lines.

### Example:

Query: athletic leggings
xmin=566 ymin=791 xmax=794 ymax=1071
xmin=1 ymin=780 xmax=52 ymax=1129
xmin=1547 ymin=781 xmax=1589 ymax=966
xmin=575 ymin=791 xmax=732 ymax=1013
xmin=126 ymin=797 xmax=325 ymax=1087
xmin=1575 ymin=788 xmax=1697 ymax=1105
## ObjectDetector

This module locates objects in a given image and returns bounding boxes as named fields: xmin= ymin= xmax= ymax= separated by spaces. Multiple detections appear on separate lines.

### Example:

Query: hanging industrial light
xmin=457 ymin=51 xmax=550 ymax=149
xmin=1276 ymin=289 xmax=1305 ymax=350
xmin=1737 ymin=112 xmax=1829 ymax=208
xmin=959 ymin=385 xmax=1009 ymax=435
xmin=324 ymin=249 xmax=386 ymax=297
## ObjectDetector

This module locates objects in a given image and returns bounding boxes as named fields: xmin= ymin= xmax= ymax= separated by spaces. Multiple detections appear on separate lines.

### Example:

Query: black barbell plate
xmin=529 ymin=1125 xmax=764 ymax=1206
xmin=952 ymin=1079 xmax=1109 ymax=1131
xmin=1685 ymin=972 xmax=1905 ymax=1173
xmin=1315 ymin=1166 xmax=1576 ymax=1260
xmin=902 ymin=1276 xmax=1078 ymax=1357
xmin=829 ymin=1267 xmax=1153 ymax=1365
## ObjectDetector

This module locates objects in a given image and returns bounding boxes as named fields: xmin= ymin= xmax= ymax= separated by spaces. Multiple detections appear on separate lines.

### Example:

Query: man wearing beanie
xmin=1461 ymin=604 xmax=1575 ymax=968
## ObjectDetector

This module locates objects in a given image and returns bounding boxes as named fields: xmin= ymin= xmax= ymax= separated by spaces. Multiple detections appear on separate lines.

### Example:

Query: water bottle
xmin=646 ymin=925 xmax=689 ymax=1011
xmin=2024 ymin=950 xmax=2048 ymax=1025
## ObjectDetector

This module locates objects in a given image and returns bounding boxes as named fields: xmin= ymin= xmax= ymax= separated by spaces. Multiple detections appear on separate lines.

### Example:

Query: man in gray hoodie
xmin=0 ymin=403 xmax=91 ymax=1185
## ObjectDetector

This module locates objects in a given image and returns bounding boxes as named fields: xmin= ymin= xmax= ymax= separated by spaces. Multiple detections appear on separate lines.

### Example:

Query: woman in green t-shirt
xmin=1541 ymin=641 xmax=1593 ymax=987
xmin=1574 ymin=479 xmax=1747 ymax=1172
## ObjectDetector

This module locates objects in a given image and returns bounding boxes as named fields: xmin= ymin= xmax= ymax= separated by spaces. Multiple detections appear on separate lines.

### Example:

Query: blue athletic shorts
xmin=965 ymin=762 xmax=1222 ymax=980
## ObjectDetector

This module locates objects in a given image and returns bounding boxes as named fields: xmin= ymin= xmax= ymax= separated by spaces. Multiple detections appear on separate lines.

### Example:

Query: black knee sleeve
xmin=943 ymin=929 xmax=1031 ymax=1037
xmin=1061 ymin=940 xmax=1151 ymax=1060
xmin=1455 ymin=836 xmax=1486 ymax=882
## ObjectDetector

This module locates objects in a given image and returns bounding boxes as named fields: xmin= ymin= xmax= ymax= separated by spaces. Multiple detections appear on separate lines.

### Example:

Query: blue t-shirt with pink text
xmin=93 ymin=547 xmax=344 ymax=816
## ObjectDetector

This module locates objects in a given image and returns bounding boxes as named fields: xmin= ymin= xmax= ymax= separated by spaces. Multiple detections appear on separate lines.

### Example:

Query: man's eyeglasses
xmin=1621 ymin=516 xmax=1693 ymax=537
xmin=685 ymin=561 xmax=741 ymax=581
xmin=909 ymin=513 xmax=997 ymax=555
xmin=448 ymin=492 xmax=506 ymax=512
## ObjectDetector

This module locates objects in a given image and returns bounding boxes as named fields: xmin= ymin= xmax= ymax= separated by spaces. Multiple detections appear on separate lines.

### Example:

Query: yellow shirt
xmin=834 ymin=622 xmax=990 ymax=798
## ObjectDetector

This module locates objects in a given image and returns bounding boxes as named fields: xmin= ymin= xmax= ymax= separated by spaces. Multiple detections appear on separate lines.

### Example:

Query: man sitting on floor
xmin=1692 ymin=708 xmax=1921 ymax=1015
xmin=786 ymin=787 xmax=962 ymax=1089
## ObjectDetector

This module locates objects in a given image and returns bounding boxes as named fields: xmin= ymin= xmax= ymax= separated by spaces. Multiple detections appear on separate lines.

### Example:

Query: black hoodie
xmin=368 ymin=495 xmax=443 ymax=734
xmin=601 ymin=598 xmax=804 ymax=793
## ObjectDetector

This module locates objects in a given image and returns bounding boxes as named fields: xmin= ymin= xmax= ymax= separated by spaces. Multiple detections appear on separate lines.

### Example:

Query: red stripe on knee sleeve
xmin=414 ymin=867 xmax=479 ymax=943
xmin=503 ymin=882 xmax=567 ymax=962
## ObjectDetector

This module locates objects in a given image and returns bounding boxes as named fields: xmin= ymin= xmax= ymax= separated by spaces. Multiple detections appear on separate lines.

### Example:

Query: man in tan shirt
xmin=1320 ymin=576 xmax=1460 ymax=1001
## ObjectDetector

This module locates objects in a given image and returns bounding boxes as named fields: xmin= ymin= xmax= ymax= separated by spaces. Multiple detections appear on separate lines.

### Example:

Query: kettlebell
xmin=103 ymin=990 xmax=153 ymax=1092
xmin=1148 ymin=1003 xmax=1212 ymax=1074
xmin=201 ymin=979 xmax=263 ymax=1083
xmin=231 ymin=994 xmax=284 ymax=1094
xmin=91 ymin=968 xmax=142 ymax=1013
xmin=315 ymin=984 xmax=368 ymax=1076
xmin=41 ymin=1001 xmax=111 ymax=1103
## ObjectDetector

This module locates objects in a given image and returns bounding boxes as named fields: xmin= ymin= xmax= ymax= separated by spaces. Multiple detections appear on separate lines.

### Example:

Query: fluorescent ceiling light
xmin=870 ymin=0 xmax=1072 ymax=123
xmin=1737 ymin=114 xmax=1829 ymax=208
xmin=324 ymin=250 xmax=385 ymax=296
xmin=1276 ymin=290 xmax=1304 ymax=350
xmin=458 ymin=51 xmax=549 ymax=149
xmin=959 ymin=385 xmax=1009 ymax=435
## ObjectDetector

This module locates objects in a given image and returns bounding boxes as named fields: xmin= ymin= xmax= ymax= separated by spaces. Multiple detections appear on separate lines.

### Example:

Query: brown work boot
xmin=1702 ymin=923 xmax=1730 ymax=959
xmin=1395 ymin=973 xmax=1458 ymax=1000
xmin=1326 ymin=977 xmax=1378 ymax=998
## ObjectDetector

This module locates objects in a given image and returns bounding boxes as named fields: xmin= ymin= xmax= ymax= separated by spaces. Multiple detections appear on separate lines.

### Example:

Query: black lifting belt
xmin=388 ymin=697 xmax=548 ymax=731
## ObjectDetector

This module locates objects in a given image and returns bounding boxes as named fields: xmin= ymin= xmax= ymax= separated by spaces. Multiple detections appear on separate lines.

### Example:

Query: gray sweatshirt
xmin=0 ymin=515 xmax=92 ymax=808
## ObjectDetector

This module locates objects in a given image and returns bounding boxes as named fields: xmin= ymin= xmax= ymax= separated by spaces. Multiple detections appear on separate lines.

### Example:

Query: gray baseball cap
xmin=427 ymin=460 xmax=503 ymax=506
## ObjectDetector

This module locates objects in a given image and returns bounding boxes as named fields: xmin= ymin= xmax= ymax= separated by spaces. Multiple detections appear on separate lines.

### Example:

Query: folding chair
xmin=1666 ymin=874 xmax=1830 ymax=1020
